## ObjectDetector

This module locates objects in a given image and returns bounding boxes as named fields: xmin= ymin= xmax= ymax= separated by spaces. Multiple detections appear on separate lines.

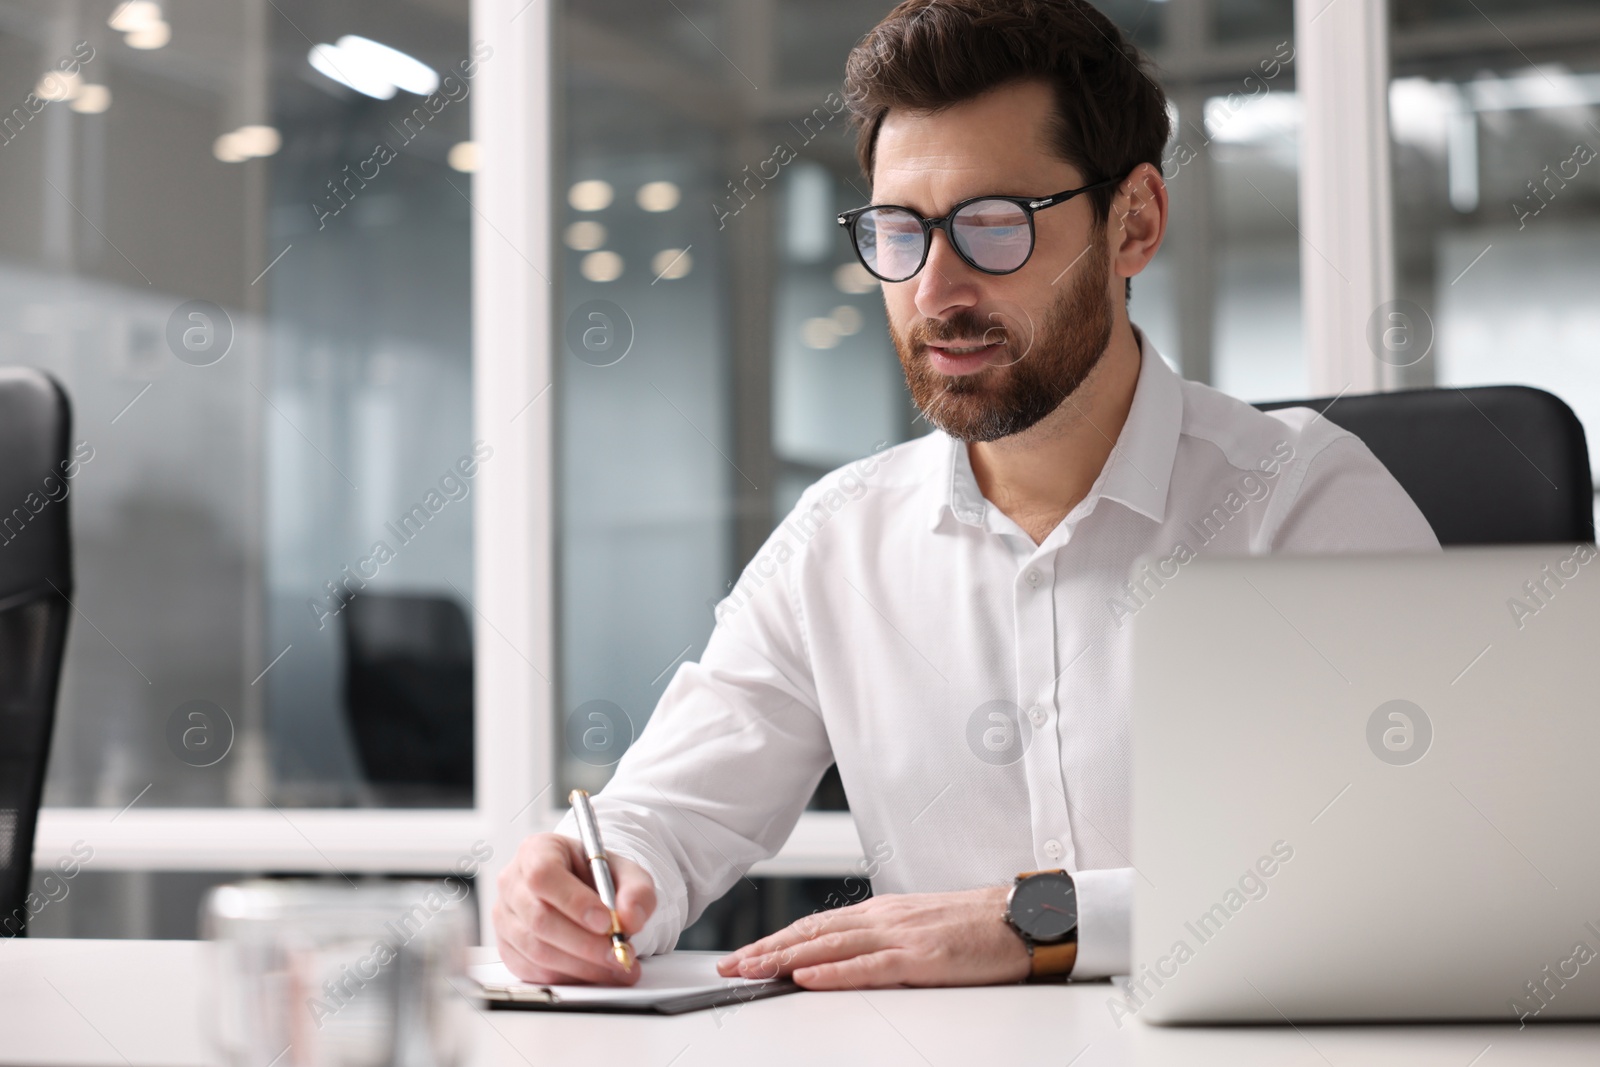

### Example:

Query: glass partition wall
xmin=3 ymin=0 xmax=477 ymax=936
xmin=1388 ymin=0 xmax=1600 ymax=525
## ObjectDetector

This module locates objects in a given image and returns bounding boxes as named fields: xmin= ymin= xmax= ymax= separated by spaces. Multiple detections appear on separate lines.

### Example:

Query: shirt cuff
xmin=1071 ymin=867 xmax=1133 ymax=979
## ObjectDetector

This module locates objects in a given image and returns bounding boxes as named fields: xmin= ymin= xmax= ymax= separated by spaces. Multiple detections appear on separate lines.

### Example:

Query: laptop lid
xmin=1128 ymin=546 xmax=1600 ymax=1024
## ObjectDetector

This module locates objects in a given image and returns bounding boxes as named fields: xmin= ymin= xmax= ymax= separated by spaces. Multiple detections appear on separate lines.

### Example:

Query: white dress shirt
xmin=556 ymin=328 xmax=1440 ymax=978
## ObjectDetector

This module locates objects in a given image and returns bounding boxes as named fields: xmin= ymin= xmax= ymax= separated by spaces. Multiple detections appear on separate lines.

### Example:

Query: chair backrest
xmin=341 ymin=592 xmax=473 ymax=803
xmin=1255 ymin=385 xmax=1594 ymax=546
xmin=0 ymin=368 xmax=74 ymax=937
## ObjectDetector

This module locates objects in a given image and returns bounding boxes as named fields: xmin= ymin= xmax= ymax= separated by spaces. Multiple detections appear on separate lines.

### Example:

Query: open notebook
xmin=469 ymin=950 xmax=800 ymax=1014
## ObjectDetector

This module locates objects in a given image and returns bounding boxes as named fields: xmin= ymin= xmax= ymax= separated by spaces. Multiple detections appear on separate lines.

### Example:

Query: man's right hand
xmin=493 ymin=831 xmax=657 ymax=985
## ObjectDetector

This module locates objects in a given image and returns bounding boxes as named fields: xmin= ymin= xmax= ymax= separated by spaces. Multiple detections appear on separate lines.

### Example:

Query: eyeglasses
xmin=836 ymin=177 xmax=1121 ymax=283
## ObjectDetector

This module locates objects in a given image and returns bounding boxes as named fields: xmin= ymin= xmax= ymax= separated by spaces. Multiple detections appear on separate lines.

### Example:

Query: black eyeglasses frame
xmin=835 ymin=175 xmax=1122 ymax=283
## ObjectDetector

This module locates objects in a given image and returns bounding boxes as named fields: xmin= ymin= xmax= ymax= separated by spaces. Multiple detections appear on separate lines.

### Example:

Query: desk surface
xmin=4 ymin=938 xmax=1599 ymax=1067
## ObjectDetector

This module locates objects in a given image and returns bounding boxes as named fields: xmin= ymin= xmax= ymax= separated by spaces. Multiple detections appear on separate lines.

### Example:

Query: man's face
xmin=872 ymin=79 xmax=1118 ymax=443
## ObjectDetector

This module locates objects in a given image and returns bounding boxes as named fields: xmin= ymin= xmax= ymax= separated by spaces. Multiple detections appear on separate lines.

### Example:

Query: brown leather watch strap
xmin=1029 ymin=938 xmax=1078 ymax=979
xmin=1011 ymin=869 xmax=1078 ymax=980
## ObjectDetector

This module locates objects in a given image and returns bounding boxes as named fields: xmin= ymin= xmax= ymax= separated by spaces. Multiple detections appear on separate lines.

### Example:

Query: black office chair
xmin=340 ymin=593 xmax=474 ymax=806
xmin=1255 ymin=385 xmax=1594 ymax=545
xmin=0 ymin=368 xmax=74 ymax=937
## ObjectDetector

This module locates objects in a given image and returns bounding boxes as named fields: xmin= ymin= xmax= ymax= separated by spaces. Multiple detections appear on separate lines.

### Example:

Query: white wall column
xmin=1295 ymin=0 xmax=1397 ymax=395
xmin=472 ymin=0 xmax=555 ymax=940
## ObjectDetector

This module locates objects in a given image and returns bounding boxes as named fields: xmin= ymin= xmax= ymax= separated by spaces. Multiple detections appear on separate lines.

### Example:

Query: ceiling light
xmin=564 ymin=221 xmax=607 ymax=251
xmin=830 ymin=305 xmax=862 ymax=335
xmin=802 ymin=318 xmax=841 ymax=349
xmin=232 ymin=125 xmax=281 ymax=157
xmin=568 ymin=179 xmax=614 ymax=212
xmin=335 ymin=34 xmax=439 ymax=96
xmin=832 ymin=262 xmax=878 ymax=294
xmin=637 ymin=181 xmax=680 ymax=212
xmin=1205 ymin=91 xmax=1301 ymax=145
xmin=126 ymin=20 xmax=171 ymax=49
xmin=213 ymin=125 xmax=280 ymax=162
xmin=70 ymin=85 xmax=112 ymax=114
xmin=651 ymin=248 xmax=693 ymax=280
xmin=447 ymin=141 xmax=477 ymax=173
xmin=308 ymin=43 xmax=396 ymax=100
xmin=108 ymin=1 xmax=162 ymax=32
xmin=580 ymin=251 xmax=624 ymax=282
xmin=34 ymin=71 xmax=81 ymax=102
xmin=213 ymin=132 xmax=249 ymax=163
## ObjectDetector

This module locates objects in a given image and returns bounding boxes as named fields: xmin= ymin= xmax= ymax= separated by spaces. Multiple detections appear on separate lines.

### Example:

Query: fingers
xmin=528 ymin=835 xmax=619 ymax=934
xmin=498 ymin=923 xmax=639 ymax=986
xmin=493 ymin=833 xmax=647 ymax=985
xmin=733 ymin=928 xmax=883 ymax=979
xmin=609 ymin=853 xmax=658 ymax=934
xmin=717 ymin=904 xmax=871 ymax=976
xmin=793 ymin=949 xmax=911 ymax=990
xmin=497 ymin=886 xmax=634 ymax=979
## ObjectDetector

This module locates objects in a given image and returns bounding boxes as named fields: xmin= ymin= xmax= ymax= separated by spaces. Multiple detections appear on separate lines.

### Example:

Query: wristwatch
xmin=1004 ymin=869 xmax=1078 ymax=981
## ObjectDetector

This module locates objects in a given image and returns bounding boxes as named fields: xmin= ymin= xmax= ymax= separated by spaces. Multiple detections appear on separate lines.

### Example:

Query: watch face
xmin=1009 ymin=872 xmax=1077 ymax=941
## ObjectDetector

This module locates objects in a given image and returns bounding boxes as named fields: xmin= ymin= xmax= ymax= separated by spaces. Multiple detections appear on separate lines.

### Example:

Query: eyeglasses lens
xmin=951 ymin=199 xmax=1032 ymax=273
xmin=854 ymin=207 xmax=924 ymax=282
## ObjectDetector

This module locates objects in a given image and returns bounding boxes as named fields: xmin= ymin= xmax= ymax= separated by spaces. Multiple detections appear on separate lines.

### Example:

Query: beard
xmin=891 ymin=237 xmax=1115 ymax=443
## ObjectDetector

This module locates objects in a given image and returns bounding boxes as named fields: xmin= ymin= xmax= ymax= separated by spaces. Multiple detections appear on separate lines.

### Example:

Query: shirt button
xmin=1025 ymin=569 xmax=1042 ymax=587
xmin=1028 ymin=705 xmax=1047 ymax=727
xmin=1043 ymin=839 xmax=1064 ymax=861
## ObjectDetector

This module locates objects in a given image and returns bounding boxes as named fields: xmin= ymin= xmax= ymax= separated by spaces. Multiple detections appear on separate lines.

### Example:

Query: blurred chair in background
xmin=0 ymin=369 xmax=74 ymax=936
xmin=340 ymin=593 xmax=473 ymax=807
xmin=1256 ymin=385 xmax=1594 ymax=546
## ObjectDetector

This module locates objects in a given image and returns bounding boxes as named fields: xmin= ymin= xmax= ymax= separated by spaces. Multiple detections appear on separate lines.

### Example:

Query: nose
xmin=911 ymin=228 xmax=980 ymax=322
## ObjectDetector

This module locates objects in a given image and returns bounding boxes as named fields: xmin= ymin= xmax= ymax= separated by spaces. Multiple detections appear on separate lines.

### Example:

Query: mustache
xmin=911 ymin=311 xmax=1015 ymax=348
xmin=908 ymin=308 xmax=1034 ymax=369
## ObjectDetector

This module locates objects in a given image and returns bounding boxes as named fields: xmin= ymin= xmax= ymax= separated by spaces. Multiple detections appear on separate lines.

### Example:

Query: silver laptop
xmin=1128 ymin=546 xmax=1600 ymax=1024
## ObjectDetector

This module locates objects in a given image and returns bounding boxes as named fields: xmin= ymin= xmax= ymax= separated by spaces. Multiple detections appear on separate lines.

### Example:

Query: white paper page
xmin=471 ymin=950 xmax=782 ymax=1005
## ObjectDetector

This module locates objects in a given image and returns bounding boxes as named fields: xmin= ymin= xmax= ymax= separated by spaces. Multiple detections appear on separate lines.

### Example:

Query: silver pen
xmin=568 ymin=788 xmax=635 ymax=972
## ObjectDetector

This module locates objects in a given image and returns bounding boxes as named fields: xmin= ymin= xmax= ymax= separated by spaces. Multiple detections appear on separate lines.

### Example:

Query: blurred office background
xmin=1 ymin=0 xmax=1597 ymax=938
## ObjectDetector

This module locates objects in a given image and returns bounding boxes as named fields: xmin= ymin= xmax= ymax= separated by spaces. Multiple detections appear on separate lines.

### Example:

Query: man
xmin=493 ymin=0 xmax=1437 ymax=988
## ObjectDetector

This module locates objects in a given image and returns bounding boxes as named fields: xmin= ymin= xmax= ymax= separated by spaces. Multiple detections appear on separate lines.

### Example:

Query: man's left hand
xmin=714 ymin=885 xmax=1031 ymax=989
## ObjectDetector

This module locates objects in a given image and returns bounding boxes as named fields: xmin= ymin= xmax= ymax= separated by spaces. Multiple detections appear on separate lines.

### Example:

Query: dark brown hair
xmin=842 ymin=0 xmax=1171 ymax=227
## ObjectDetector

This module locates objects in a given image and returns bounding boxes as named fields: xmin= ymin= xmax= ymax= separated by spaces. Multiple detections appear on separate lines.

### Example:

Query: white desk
xmin=4 ymin=938 xmax=1599 ymax=1066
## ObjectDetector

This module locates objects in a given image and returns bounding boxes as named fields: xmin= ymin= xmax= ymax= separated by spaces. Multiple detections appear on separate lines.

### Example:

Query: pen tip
xmin=615 ymin=941 xmax=634 ymax=972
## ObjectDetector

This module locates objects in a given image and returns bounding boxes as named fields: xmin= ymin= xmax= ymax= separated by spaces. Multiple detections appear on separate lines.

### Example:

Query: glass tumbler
xmin=201 ymin=878 xmax=475 ymax=1067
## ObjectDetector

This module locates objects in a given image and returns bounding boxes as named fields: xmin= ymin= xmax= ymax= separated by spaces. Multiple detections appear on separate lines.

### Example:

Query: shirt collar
xmin=929 ymin=327 xmax=1182 ymax=532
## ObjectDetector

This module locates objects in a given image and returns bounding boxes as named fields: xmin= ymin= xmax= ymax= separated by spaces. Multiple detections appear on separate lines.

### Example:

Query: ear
xmin=1106 ymin=162 xmax=1167 ymax=290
